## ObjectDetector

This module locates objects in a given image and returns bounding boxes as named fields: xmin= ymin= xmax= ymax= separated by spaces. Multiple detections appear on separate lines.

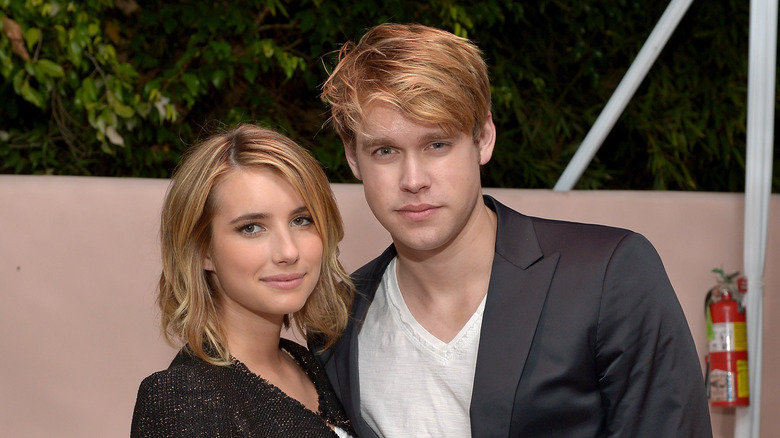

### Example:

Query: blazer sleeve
xmin=130 ymin=371 xmax=225 ymax=437
xmin=131 ymin=374 xmax=174 ymax=438
xmin=595 ymin=233 xmax=712 ymax=437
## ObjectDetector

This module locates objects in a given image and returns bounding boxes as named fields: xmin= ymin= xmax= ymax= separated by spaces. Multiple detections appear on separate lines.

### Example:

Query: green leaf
xmin=207 ymin=40 xmax=231 ymax=60
xmin=181 ymin=73 xmax=200 ymax=96
xmin=68 ymin=40 xmax=83 ymax=68
xmin=243 ymin=63 xmax=257 ymax=84
xmin=12 ymin=69 xmax=25 ymax=93
xmin=54 ymin=25 xmax=67 ymax=47
xmin=37 ymin=59 xmax=65 ymax=78
xmin=100 ymin=140 xmax=115 ymax=155
xmin=99 ymin=108 xmax=118 ymax=128
xmin=260 ymin=40 xmax=274 ymax=58
xmin=211 ymin=69 xmax=227 ymax=88
xmin=0 ymin=48 xmax=12 ymax=78
xmin=81 ymin=77 xmax=97 ymax=102
xmin=24 ymin=28 xmax=41 ymax=52
xmin=88 ymin=22 xmax=100 ymax=37
xmin=164 ymin=103 xmax=177 ymax=122
xmin=20 ymin=80 xmax=45 ymax=108
xmin=24 ymin=61 xmax=36 ymax=77
xmin=112 ymin=102 xmax=135 ymax=118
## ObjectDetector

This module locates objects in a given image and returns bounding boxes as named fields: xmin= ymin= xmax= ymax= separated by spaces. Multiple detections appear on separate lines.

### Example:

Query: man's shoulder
xmin=492 ymin=194 xmax=628 ymax=230
xmin=529 ymin=214 xmax=634 ymax=237
xmin=487 ymin=194 xmax=646 ymax=259
xmin=489 ymin=194 xmax=632 ymax=235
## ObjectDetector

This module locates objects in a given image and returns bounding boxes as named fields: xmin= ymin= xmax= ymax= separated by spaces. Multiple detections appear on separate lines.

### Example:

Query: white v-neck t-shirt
xmin=358 ymin=257 xmax=486 ymax=437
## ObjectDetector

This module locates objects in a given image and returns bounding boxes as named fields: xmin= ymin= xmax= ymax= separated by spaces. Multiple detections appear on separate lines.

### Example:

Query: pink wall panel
xmin=1 ymin=175 xmax=776 ymax=437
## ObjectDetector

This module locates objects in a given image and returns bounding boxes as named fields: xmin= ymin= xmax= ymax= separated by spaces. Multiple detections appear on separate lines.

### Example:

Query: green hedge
xmin=1 ymin=0 xmax=777 ymax=191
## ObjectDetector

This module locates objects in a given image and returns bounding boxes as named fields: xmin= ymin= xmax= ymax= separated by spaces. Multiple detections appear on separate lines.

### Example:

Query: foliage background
xmin=1 ymin=0 xmax=777 ymax=191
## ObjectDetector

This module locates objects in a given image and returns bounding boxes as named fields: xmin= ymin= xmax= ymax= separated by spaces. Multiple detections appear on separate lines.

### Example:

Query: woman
xmin=131 ymin=124 xmax=356 ymax=437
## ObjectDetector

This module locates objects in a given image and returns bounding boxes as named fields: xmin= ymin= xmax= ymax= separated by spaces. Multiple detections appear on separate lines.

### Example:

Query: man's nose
xmin=399 ymin=156 xmax=430 ymax=193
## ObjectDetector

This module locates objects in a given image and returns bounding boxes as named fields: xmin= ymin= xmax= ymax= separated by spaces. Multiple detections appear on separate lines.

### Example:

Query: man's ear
xmin=478 ymin=112 xmax=496 ymax=165
xmin=344 ymin=145 xmax=363 ymax=180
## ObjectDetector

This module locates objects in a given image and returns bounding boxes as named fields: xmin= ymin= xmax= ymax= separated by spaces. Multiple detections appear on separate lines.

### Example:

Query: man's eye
xmin=291 ymin=216 xmax=314 ymax=227
xmin=429 ymin=142 xmax=446 ymax=149
xmin=375 ymin=147 xmax=394 ymax=155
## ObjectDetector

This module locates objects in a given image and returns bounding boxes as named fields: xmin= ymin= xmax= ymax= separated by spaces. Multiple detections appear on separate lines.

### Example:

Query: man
xmin=312 ymin=23 xmax=712 ymax=437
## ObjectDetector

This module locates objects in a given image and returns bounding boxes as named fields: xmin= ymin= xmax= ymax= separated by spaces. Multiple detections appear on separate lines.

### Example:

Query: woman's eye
xmin=291 ymin=215 xmax=314 ymax=227
xmin=240 ymin=223 xmax=263 ymax=235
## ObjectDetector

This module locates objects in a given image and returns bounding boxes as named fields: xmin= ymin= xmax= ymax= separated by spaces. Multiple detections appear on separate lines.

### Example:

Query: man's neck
xmin=394 ymin=202 xmax=497 ymax=343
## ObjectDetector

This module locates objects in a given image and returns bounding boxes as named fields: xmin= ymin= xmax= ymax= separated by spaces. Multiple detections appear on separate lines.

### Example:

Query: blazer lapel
xmin=332 ymin=324 xmax=358 ymax=424
xmin=337 ymin=247 xmax=396 ymax=438
xmin=470 ymin=196 xmax=559 ymax=437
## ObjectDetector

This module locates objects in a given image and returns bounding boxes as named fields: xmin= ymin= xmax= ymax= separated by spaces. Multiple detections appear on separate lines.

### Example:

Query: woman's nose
xmin=271 ymin=230 xmax=299 ymax=264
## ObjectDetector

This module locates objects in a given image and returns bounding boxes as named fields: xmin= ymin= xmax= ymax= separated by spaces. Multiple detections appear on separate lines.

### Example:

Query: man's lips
xmin=260 ymin=273 xmax=305 ymax=290
xmin=396 ymin=204 xmax=439 ymax=220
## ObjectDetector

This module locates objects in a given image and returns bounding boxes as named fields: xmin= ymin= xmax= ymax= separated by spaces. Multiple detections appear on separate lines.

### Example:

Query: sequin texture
xmin=131 ymin=338 xmax=355 ymax=437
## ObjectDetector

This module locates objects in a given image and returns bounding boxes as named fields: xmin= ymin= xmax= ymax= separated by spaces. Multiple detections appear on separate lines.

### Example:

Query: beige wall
xmin=1 ymin=175 xmax=777 ymax=437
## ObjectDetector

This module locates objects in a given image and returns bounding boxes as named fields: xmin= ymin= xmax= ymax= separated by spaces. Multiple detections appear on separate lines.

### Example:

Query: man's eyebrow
xmin=358 ymin=136 xmax=393 ymax=150
xmin=358 ymin=131 xmax=453 ymax=150
xmin=417 ymin=132 xmax=452 ymax=144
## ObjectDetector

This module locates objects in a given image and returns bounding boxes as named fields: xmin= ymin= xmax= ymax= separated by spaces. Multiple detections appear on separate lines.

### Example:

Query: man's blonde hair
xmin=158 ymin=124 xmax=353 ymax=365
xmin=321 ymin=23 xmax=492 ymax=151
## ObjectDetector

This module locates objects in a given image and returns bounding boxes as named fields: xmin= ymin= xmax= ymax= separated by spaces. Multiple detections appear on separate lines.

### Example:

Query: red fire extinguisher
xmin=705 ymin=269 xmax=749 ymax=407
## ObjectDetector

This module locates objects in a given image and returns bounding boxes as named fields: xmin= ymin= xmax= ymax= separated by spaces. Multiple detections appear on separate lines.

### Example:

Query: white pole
xmin=735 ymin=0 xmax=777 ymax=436
xmin=553 ymin=0 xmax=694 ymax=191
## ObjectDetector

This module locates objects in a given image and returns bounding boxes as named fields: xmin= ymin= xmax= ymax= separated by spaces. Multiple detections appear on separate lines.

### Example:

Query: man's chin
xmin=391 ymin=232 xmax=449 ymax=254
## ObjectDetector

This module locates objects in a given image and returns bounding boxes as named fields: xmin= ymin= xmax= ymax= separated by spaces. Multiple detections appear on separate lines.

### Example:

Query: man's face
xmin=346 ymin=102 xmax=495 ymax=255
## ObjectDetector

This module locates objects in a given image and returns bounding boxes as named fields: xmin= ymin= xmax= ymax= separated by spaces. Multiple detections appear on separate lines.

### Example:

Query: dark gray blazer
xmin=313 ymin=195 xmax=712 ymax=437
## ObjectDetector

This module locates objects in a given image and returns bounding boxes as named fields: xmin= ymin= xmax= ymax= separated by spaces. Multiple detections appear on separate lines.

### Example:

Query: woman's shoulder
xmin=131 ymin=351 xmax=236 ymax=437
xmin=137 ymin=349 xmax=219 ymax=400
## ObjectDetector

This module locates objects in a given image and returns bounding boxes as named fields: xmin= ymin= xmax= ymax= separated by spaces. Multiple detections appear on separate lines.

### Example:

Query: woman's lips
xmin=261 ymin=273 xmax=305 ymax=290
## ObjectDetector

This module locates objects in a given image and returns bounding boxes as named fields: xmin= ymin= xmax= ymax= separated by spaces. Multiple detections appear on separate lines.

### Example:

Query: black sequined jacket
xmin=131 ymin=338 xmax=355 ymax=437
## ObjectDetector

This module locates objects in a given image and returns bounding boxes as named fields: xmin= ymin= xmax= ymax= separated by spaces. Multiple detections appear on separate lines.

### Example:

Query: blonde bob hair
xmin=158 ymin=124 xmax=353 ymax=365
xmin=321 ymin=23 xmax=492 ymax=151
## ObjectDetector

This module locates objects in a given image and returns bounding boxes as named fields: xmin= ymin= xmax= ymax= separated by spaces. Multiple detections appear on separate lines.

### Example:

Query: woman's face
xmin=203 ymin=167 xmax=323 ymax=326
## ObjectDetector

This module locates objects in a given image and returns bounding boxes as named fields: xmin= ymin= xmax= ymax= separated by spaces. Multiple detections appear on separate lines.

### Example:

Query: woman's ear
xmin=203 ymin=253 xmax=215 ymax=272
